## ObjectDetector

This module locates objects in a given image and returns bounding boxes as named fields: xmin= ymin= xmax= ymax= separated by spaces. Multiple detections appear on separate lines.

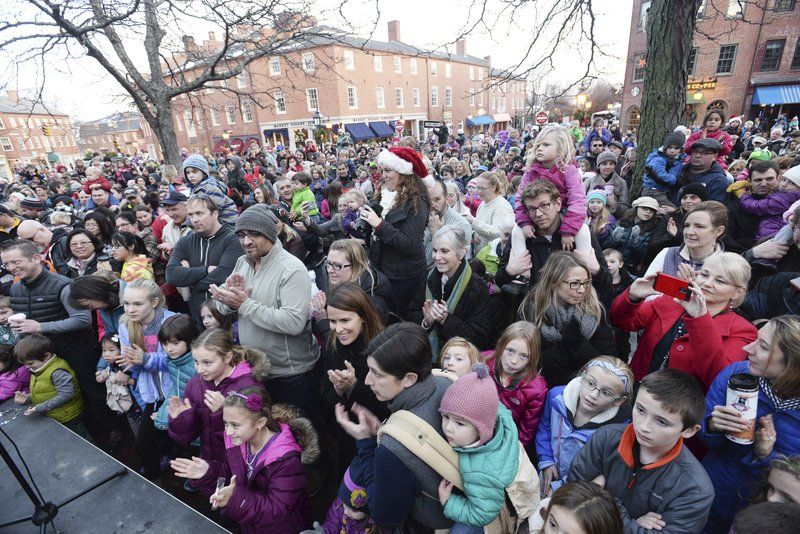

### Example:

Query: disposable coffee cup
xmin=8 ymin=313 xmax=26 ymax=325
xmin=604 ymin=184 xmax=615 ymax=195
xmin=725 ymin=373 xmax=758 ymax=444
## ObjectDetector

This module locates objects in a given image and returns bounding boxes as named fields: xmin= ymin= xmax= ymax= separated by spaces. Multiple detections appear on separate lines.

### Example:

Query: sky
xmin=8 ymin=0 xmax=633 ymax=122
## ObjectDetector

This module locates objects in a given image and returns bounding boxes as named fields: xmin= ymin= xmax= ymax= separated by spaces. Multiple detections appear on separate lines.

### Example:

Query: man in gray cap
xmin=209 ymin=204 xmax=320 ymax=420
xmin=675 ymin=137 xmax=729 ymax=203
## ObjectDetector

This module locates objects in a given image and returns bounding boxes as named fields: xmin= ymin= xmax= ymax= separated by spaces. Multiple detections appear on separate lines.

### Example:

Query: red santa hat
xmin=728 ymin=116 xmax=742 ymax=124
xmin=376 ymin=147 xmax=427 ymax=178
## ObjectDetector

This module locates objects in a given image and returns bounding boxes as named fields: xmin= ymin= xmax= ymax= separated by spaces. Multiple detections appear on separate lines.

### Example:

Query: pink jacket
xmin=514 ymin=162 xmax=586 ymax=237
xmin=0 ymin=366 xmax=30 ymax=401
xmin=684 ymin=128 xmax=733 ymax=169
xmin=485 ymin=355 xmax=548 ymax=447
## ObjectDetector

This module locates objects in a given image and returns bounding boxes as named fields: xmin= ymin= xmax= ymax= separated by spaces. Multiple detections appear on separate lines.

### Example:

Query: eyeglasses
xmin=325 ymin=260 xmax=352 ymax=272
xmin=70 ymin=241 xmax=93 ymax=248
xmin=526 ymin=202 xmax=552 ymax=214
xmin=562 ymin=280 xmax=592 ymax=291
xmin=580 ymin=376 xmax=622 ymax=402
xmin=0 ymin=259 xmax=26 ymax=270
xmin=474 ymin=185 xmax=491 ymax=191
xmin=235 ymin=230 xmax=264 ymax=239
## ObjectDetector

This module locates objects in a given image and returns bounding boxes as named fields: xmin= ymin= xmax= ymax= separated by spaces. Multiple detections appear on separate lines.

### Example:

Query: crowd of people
xmin=0 ymin=111 xmax=799 ymax=534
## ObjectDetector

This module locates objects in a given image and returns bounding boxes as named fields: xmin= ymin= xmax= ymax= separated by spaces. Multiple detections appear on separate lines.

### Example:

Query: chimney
xmin=5 ymin=89 xmax=18 ymax=102
xmin=484 ymin=55 xmax=491 ymax=68
xmin=208 ymin=31 xmax=216 ymax=43
xmin=456 ymin=38 xmax=467 ymax=56
xmin=388 ymin=20 xmax=401 ymax=42
xmin=182 ymin=35 xmax=198 ymax=54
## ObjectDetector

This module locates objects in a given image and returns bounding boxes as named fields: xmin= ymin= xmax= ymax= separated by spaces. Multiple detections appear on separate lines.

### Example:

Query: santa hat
xmin=728 ymin=116 xmax=742 ymax=124
xmin=376 ymin=147 xmax=427 ymax=178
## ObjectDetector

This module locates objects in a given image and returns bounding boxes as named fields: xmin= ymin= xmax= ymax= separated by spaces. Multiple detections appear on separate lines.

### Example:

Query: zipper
xmin=627 ymin=467 xmax=644 ymax=490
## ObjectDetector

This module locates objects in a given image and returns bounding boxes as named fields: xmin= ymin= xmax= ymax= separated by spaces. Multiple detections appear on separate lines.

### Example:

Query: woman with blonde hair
xmin=465 ymin=170 xmax=515 ymax=252
xmin=519 ymin=251 xmax=616 ymax=386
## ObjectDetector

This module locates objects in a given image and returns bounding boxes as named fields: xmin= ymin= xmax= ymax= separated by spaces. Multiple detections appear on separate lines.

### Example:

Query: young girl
xmin=750 ymin=455 xmax=800 ymax=506
xmin=111 ymin=231 xmax=153 ymax=282
xmin=514 ymin=125 xmax=591 ymax=254
xmin=439 ymin=336 xmax=480 ymax=377
xmin=484 ymin=321 xmax=548 ymax=448
xmin=530 ymin=481 xmax=624 ymax=534
xmin=0 ymin=343 xmax=29 ymax=401
xmin=585 ymin=190 xmax=616 ymax=243
xmin=684 ymin=109 xmax=734 ymax=169
xmin=535 ymin=356 xmax=633 ymax=496
xmin=154 ymin=314 xmax=200 ymax=432
xmin=602 ymin=197 xmax=660 ymax=275
xmin=341 ymin=190 xmax=369 ymax=241
xmin=171 ymin=387 xmax=317 ymax=533
xmin=321 ymin=181 xmax=342 ymax=221
xmin=584 ymin=151 xmax=630 ymax=220
xmin=199 ymin=299 xmax=237 ymax=343
xmin=168 ymin=328 xmax=270 ymax=496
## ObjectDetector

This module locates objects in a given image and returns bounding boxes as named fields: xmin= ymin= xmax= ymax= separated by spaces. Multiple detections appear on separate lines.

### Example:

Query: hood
xmin=182 ymin=154 xmax=210 ymax=179
xmin=560 ymin=378 xmax=630 ymax=428
xmin=225 ymin=155 xmax=243 ymax=175
xmin=454 ymin=405 xmax=519 ymax=484
xmin=228 ymin=360 xmax=253 ymax=380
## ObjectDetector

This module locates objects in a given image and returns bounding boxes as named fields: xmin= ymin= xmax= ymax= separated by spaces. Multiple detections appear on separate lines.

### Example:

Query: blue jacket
xmin=582 ymin=128 xmax=611 ymax=152
xmin=119 ymin=308 xmax=176 ymax=405
xmin=700 ymin=361 xmax=800 ymax=532
xmin=644 ymin=148 xmax=683 ymax=191
xmin=535 ymin=378 xmax=630 ymax=492
xmin=673 ymin=163 xmax=729 ymax=205
xmin=154 ymin=351 xmax=197 ymax=430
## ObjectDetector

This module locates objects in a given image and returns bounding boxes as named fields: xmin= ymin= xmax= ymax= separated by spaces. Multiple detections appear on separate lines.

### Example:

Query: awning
xmin=345 ymin=122 xmax=376 ymax=141
xmin=466 ymin=115 xmax=495 ymax=127
xmin=368 ymin=121 xmax=395 ymax=137
xmin=493 ymin=113 xmax=512 ymax=122
xmin=752 ymin=84 xmax=800 ymax=105
xmin=686 ymin=91 xmax=707 ymax=105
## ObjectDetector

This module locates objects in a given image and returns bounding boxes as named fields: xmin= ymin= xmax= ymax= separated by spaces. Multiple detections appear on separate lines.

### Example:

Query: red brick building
xmin=77 ymin=112 xmax=160 ymax=159
xmin=621 ymin=0 xmax=800 ymax=131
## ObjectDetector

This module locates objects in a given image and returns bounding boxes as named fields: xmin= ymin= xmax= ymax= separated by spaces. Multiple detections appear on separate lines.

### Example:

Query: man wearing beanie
xmin=209 ymin=204 xmax=320 ymax=434
xmin=437 ymin=363 xmax=526 ymax=529
xmin=165 ymin=194 xmax=243 ymax=326
xmin=181 ymin=152 xmax=239 ymax=225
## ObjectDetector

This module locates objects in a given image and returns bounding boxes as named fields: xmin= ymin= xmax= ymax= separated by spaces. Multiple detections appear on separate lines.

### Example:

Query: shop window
xmin=759 ymin=39 xmax=785 ymax=71
xmin=626 ymin=106 xmax=641 ymax=131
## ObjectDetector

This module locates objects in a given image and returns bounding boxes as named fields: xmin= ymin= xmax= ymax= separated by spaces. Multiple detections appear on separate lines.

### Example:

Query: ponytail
xmin=231 ymin=345 xmax=271 ymax=381
xmin=192 ymin=328 xmax=271 ymax=381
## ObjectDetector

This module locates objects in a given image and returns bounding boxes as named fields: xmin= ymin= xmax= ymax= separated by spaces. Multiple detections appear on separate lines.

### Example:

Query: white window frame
xmin=376 ymin=87 xmax=385 ymax=109
xmin=478 ymin=68 xmax=484 ymax=81
xmin=275 ymin=91 xmax=287 ymax=114
xmin=0 ymin=118 xmax=5 ymax=129
xmin=347 ymin=86 xmax=358 ymax=109
xmin=175 ymin=114 xmax=183 ymax=132
xmin=210 ymin=108 xmax=221 ymax=126
xmin=269 ymin=57 xmax=281 ymax=76
xmin=16 ymin=137 xmax=24 ymax=150
xmin=469 ymin=91 xmax=475 ymax=106
xmin=410 ymin=58 xmax=418 ymax=75
xmin=306 ymin=88 xmax=319 ymax=112
xmin=430 ymin=61 xmax=438 ymax=76
xmin=343 ymin=50 xmax=355 ymax=70
xmin=478 ymin=92 xmax=483 ymax=107
xmin=394 ymin=56 xmax=402 ymax=73
xmin=302 ymin=52 xmax=316 ymax=73
xmin=0 ymin=137 xmax=12 ymax=151
xmin=185 ymin=110 xmax=197 ymax=136
xmin=445 ymin=87 xmax=452 ymax=107
xmin=469 ymin=66 xmax=475 ymax=80
xmin=395 ymin=87 xmax=404 ymax=108
xmin=431 ymin=86 xmax=439 ymax=107
xmin=225 ymin=105 xmax=236 ymax=125
xmin=412 ymin=88 xmax=420 ymax=107
xmin=236 ymin=71 xmax=247 ymax=88
xmin=374 ymin=55 xmax=383 ymax=72
xmin=194 ymin=110 xmax=203 ymax=130
xmin=445 ymin=63 xmax=452 ymax=78
xmin=241 ymin=101 xmax=253 ymax=123
xmin=8 ymin=117 xmax=15 ymax=127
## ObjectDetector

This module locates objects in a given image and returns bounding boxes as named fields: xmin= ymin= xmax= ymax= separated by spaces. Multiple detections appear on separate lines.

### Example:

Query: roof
xmin=78 ymin=112 xmax=143 ymax=135
xmin=490 ymin=67 xmax=526 ymax=81
xmin=0 ymin=95 xmax=67 ymax=116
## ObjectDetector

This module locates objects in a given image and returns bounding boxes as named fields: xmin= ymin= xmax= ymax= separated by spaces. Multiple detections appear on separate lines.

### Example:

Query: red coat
xmin=609 ymin=288 xmax=757 ymax=392
xmin=485 ymin=356 xmax=547 ymax=447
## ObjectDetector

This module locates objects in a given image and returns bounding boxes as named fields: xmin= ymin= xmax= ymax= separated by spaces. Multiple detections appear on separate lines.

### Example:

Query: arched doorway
xmin=626 ymin=106 xmax=641 ymax=132
xmin=706 ymin=100 xmax=728 ymax=115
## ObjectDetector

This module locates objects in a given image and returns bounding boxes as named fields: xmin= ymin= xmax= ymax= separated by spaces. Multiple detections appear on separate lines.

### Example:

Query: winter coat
xmin=472 ymin=195 xmax=515 ymax=252
xmin=609 ymin=288 xmax=757 ymax=392
xmin=188 ymin=176 xmax=239 ymax=225
xmin=644 ymin=148 xmax=683 ymax=191
xmin=369 ymin=196 xmax=429 ymax=281
xmin=290 ymin=186 xmax=320 ymax=218
xmin=723 ymin=195 xmax=761 ymax=255
xmin=535 ymin=378 xmax=631 ymax=491
xmin=224 ymin=155 xmax=251 ymax=195
xmin=443 ymin=405 xmax=520 ymax=527
xmin=154 ymin=351 xmax=197 ymax=431
xmin=700 ymin=361 xmax=800 ymax=533
xmin=537 ymin=316 xmax=617 ymax=388
xmin=570 ymin=423 xmax=715 ymax=534
xmin=583 ymin=173 xmax=631 ymax=220
xmin=485 ymin=357 xmax=547 ymax=447
xmin=120 ymin=254 xmax=153 ymax=282
xmin=0 ymin=366 xmax=30 ymax=401
xmin=475 ymin=238 xmax=503 ymax=276
xmin=196 ymin=418 xmax=317 ymax=534
xmin=603 ymin=220 xmax=657 ymax=274
xmin=684 ymin=129 xmax=733 ymax=169
xmin=739 ymin=190 xmax=800 ymax=240
xmin=737 ymin=271 xmax=800 ymax=322
xmin=515 ymin=162 xmax=586 ymax=237
xmin=119 ymin=308 xmax=177 ymax=404
xmin=745 ymin=238 xmax=800 ymax=285
xmin=168 ymin=361 xmax=264 ymax=494
xmin=582 ymin=128 xmax=611 ymax=153
xmin=674 ymin=163 xmax=729 ymax=204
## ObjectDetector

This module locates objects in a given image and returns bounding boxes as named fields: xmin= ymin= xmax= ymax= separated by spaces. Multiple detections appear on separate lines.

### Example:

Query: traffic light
xmin=113 ymin=138 xmax=121 ymax=152
xmin=41 ymin=125 xmax=52 ymax=136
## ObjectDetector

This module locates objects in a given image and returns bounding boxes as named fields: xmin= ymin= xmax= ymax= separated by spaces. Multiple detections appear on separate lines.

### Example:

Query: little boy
xmin=13 ymin=333 xmax=90 ymax=441
xmin=569 ymin=369 xmax=714 ymax=534
xmin=603 ymin=248 xmax=635 ymax=360
xmin=290 ymin=171 xmax=321 ymax=220
xmin=181 ymin=153 xmax=238 ymax=225
xmin=643 ymin=132 xmax=685 ymax=206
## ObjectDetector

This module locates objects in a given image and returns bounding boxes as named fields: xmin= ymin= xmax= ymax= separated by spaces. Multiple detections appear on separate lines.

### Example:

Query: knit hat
xmin=751 ymin=136 xmax=768 ymax=146
xmin=439 ymin=363 xmax=499 ymax=445
xmin=688 ymin=138 xmax=722 ymax=154
xmin=20 ymin=197 xmax=45 ymax=211
xmin=181 ymin=153 xmax=210 ymax=179
xmin=678 ymin=182 xmax=708 ymax=201
xmin=236 ymin=204 xmax=278 ymax=243
xmin=632 ymin=196 xmax=659 ymax=211
xmin=597 ymin=151 xmax=618 ymax=166
xmin=783 ymin=165 xmax=800 ymax=189
xmin=586 ymin=189 xmax=608 ymax=205
xmin=376 ymin=147 xmax=427 ymax=178
xmin=663 ymin=132 xmax=685 ymax=149
xmin=748 ymin=148 xmax=773 ymax=162
xmin=338 ymin=457 xmax=369 ymax=514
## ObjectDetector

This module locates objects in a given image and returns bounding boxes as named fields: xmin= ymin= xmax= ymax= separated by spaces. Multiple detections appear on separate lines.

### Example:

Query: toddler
xmin=0 ymin=343 xmax=29 ymax=401
xmin=740 ymin=165 xmax=800 ymax=241
xmin=340 ymin=190 xmax=369 ymax=241
xmin=182 ymin=154 xmax=238 ymax=225
xmin=643 ymin=131 xmax=685 ymax=206
xmin=291 ymin=171 xmax=321 ymax=220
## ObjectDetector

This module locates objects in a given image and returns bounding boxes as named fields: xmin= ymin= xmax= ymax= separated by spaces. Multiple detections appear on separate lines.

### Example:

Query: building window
xmin=626 ymin=105 xmax=641 ymax=131
xmin=479 ymin=68 xmax=485 ymax=81
xmin=376 ymin=87 xmax=385 ymax=108
xmin=716 ymin=44 xmax=738 ymax=75
xmin=210 ymin=108 xmax=221 ymax=126
xmin=241 ymin=101 xmax=253 ymax=122
xmin=220 ymin=79 xmax=228 ymax=88
xmin=706 ymin=100 xmax=728 ymax=114
xmin=374 ymin=55 xmax=383 ymax=72
xmin=33 ymin=137 xmax=41 ymax=149
xmin=269 ymin=57 xmax=281 ymax=76
xmin=410 ymin=58 xmax=418 ymax=75
xmin=394 ymin=56 xmax=402 ymax=73
xmin=306 ymin=88 xmax=319 ymax=111
xmin=185 ymin=110 xmax=196 ymax=136
xmin=225 ymin=105 xmax=236 ymax=124
xmin=791 ymin=40 xmax=800 ymax=69
xmin=445 ymin=63 xmax=452 ymax=78
xmin=16 ymin=137 xmax=24 ymax=150
xmin=469 ymin=66 xmax=475 ymax=80
xmin=194 ymin=110 xmax=204 ymax=130
xmin=491 ymin=96 xmax=496 ymax=110
xmin=430 ymin=61 xmax=438 ymax=76
xmin=8 ymin=117 xmax=15 ymax=127
xmin=697 ymin=0 xmax=707 ymax=17
xmin=412 ymin=88 xmax=420 ymax=107
xmin=175 ymin=115 xmax=183 ymax=132
xmin=302 ymin=52 xmax=315 ymax=72
xmin=0 ymin=118 xmax=5 ymax=129
xmin=632 ymin=53 xmax=647 ymax=82
xmin=0 ymin=137 xmax=12 ymax=151
xmin=431 ymin=86 xmax=439 ymax=107
xmin=275 ymin=91 xmax=287 ymax=113
xmin=726 ymin=0 xmax=745 ymax=18
xmin=445 ymin=87 xmax=452 ymax=107
xmin=343 ymin=50 xmax=355 ymax=70
xmin=638 ymin=1 xmax=651 ymax=31
xmin=774 ymin=0 xmax=795 ymax=11
xmin=478 ymin=92 xmax=483 ymax=107
xmin=347 ymin=86 xmax=358 ymax=109
xmin=395 ymin=88 xmax=404 ymax=107
xmin=469 ymin=91 xmax=475 ymax=106
xmin=236 ymin=72 xmax=247 ymax=88
xmin=760 ymin=39 xmax=785 ymax=71
xmin=688 ymin=47 xmax=699 ymax=76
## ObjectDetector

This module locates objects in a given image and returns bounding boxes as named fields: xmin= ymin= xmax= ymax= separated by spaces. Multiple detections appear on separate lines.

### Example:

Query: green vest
xmin=30 ymin=356 xmax=84 ymax=423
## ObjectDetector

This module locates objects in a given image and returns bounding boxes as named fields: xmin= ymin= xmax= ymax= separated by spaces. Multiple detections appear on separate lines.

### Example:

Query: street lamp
xmin=693 ymin=90 xmax=704 ymax=102
xmin=607 ymin=103 xmax=614 ymax=110
xmin=222 ymin=130 xmax=230 ymax=140
xmin=585 ymin=101 xmax=592 ymax=110
xmin=576 ymin=93 xmax=588 ymax=107
xmin=312 ymin=109 xmax=323 ymax=128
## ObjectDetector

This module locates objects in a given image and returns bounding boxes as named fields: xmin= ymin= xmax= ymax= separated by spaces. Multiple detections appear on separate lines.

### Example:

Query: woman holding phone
xmin=609 ymin=252 xmax=757 ymax=391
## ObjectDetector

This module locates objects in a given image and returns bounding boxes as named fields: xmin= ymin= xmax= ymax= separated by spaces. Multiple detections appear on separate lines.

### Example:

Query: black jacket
xmin=370 ymin=196 xmax=429 ymax=281
xmin=537 ymin=316 xmax=617 ymax=387
xmin=744 ymin=238 xmax=800 ymax=286
xmin=645 ymin=209 xmax=686 ymax=267
xmin=737 ymin=271 xmax=800 ymax=323
xmin=724 ymin=195 xmax=761 ymax=254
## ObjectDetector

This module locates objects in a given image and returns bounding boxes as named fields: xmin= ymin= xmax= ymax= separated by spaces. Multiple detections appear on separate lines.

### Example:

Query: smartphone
xmin=653 ymin=272 xmax=692 ymax=301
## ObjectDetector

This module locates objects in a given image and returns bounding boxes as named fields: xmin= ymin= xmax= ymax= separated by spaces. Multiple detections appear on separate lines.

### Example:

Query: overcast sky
xmin=11 ymin=0 xmax=632 ymax=121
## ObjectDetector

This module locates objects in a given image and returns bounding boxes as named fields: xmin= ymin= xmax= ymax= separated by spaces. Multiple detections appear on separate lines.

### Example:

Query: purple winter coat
xmin=740 ymin=190 xmax=800 ymax=240
xmin=0 ymin=366 xmax=30 ymax=401
xmin=168 ymin=361 xmax=264 ymax=494
xmin=196 ymin=423 xmax=310 ymax=534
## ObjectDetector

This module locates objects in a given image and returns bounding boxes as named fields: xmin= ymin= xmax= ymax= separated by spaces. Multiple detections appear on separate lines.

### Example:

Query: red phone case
xmin=653 ymin=273 xmax=692 ymax=301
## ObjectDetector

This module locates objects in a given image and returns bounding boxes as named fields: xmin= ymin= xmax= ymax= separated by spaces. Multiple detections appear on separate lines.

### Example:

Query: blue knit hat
xmin=586 ymin=189 xmax=608 ymax=206
xmin=181 ymin=153 xmax=209 ymax=179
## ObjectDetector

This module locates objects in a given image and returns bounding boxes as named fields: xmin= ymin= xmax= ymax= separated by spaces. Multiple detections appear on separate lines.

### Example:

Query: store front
xmin=749 ymin=83 xmax=800 ymax=127
xmin=466 ymin=114 xmax=495 ymax=134
xmin=492 ymin=113 xmax=512 ymax=131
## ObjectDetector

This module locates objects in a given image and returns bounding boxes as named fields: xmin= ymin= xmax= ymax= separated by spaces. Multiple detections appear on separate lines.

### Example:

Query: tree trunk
xmin=147 ymin=100 xmax=182 ymax=166
xmin=631 ymin=0 xmax=702 ymax=197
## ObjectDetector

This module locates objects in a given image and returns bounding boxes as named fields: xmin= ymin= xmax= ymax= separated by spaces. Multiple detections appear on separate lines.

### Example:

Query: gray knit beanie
xmin=597 ymin=150 xmax=618 ymax=166
xmin=236 ymin=204 xmax=278 ymax=243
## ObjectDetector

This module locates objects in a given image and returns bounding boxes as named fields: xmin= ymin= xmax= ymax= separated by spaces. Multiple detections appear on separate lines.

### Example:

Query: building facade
xmin=77 ymin=112 xmax=160 ymax=159
xmin=621 ymin=0 xmax=800 ymax=131
xmin=0 ymin=91 xmax=80 ymax=178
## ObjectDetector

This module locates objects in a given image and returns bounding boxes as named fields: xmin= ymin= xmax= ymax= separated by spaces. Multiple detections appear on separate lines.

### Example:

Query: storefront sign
xmin=687 ymin=80 xmax=717 ymax=91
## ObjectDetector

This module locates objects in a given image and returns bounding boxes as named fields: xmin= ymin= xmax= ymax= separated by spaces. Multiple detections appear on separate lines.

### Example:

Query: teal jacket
xmin=154 ymin=351 xmax=196 ymax=431
xmin=443 ymin=405 xmax=520 ymax=527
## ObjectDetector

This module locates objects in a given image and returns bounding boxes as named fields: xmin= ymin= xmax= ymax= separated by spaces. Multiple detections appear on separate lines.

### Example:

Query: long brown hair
xmin=325 ymin=283 xmax=383 ymax=349
xmin=540 ymin=481 xmax=623 ymax=534
xmin=122 ymin=278 xmax=164 ymax=351
xmin=767 ymin=315 xmax=800 ymax=399
xmin=326 ymin=181 xmax=342 ymax=213
xmin=374 ymin=171 xmax=430 ymax=215
xmin=487 ymin=321 xmax=541 ymax=381
xmin=192 ymin=328 xmax=271 ymax=381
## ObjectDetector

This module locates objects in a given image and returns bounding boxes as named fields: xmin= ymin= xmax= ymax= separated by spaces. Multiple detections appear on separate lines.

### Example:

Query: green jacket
xmin=291 ymin=186 xmax=320 ymax=217
xmin=444 ymin=405 xmax=520 ymax=527
xmin=475 ymin=240 xmax=501 ymax=276
xmin=30 ymin=356 xmax=84 ymax=423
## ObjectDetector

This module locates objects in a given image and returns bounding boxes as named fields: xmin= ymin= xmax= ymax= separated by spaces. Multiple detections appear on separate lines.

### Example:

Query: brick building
xmin=168 ymin=21 xmax=527 ymax=152
xmin=0 ymin=90 xmax=80 ymax=178
xmin=621 ymin=0 xmax=800 ymax=131
xmin=77 ymin=112 xmax=160 ymax=159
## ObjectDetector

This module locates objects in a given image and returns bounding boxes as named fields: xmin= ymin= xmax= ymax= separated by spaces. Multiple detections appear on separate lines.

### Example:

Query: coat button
xmin=675 ymin=345 xmax=684 ymax=351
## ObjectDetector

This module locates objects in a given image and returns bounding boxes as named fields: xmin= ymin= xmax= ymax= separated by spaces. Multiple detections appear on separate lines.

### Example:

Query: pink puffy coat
xmin=485 ymin=355 xmax=548 ymax=447
xmin=514 ymin=162 xmax=586 ymax=237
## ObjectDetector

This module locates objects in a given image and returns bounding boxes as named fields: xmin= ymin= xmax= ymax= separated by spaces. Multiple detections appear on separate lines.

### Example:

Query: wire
xmin=0 ymin=425 xmax=45 ymax=501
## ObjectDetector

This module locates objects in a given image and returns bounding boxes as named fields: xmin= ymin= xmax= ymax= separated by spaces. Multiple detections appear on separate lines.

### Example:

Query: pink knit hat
xmin=439 ymin=363 xmax=499 ymax=445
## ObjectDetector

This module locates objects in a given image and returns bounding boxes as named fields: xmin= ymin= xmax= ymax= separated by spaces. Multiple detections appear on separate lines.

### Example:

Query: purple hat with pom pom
xmin=439 ymin=363 xmax=499 ymax=445
xmin=338 ymin=456 xmax=369 ymax=514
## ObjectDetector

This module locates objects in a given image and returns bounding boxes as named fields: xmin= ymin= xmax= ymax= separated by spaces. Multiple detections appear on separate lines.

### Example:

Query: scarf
xmin=540 ymin=302 xmax=599 ymax=344
xmin=758 ymin=377 xmax=800 ymax=411
xmin=425 ymin=260 xmax=472 ymax=358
